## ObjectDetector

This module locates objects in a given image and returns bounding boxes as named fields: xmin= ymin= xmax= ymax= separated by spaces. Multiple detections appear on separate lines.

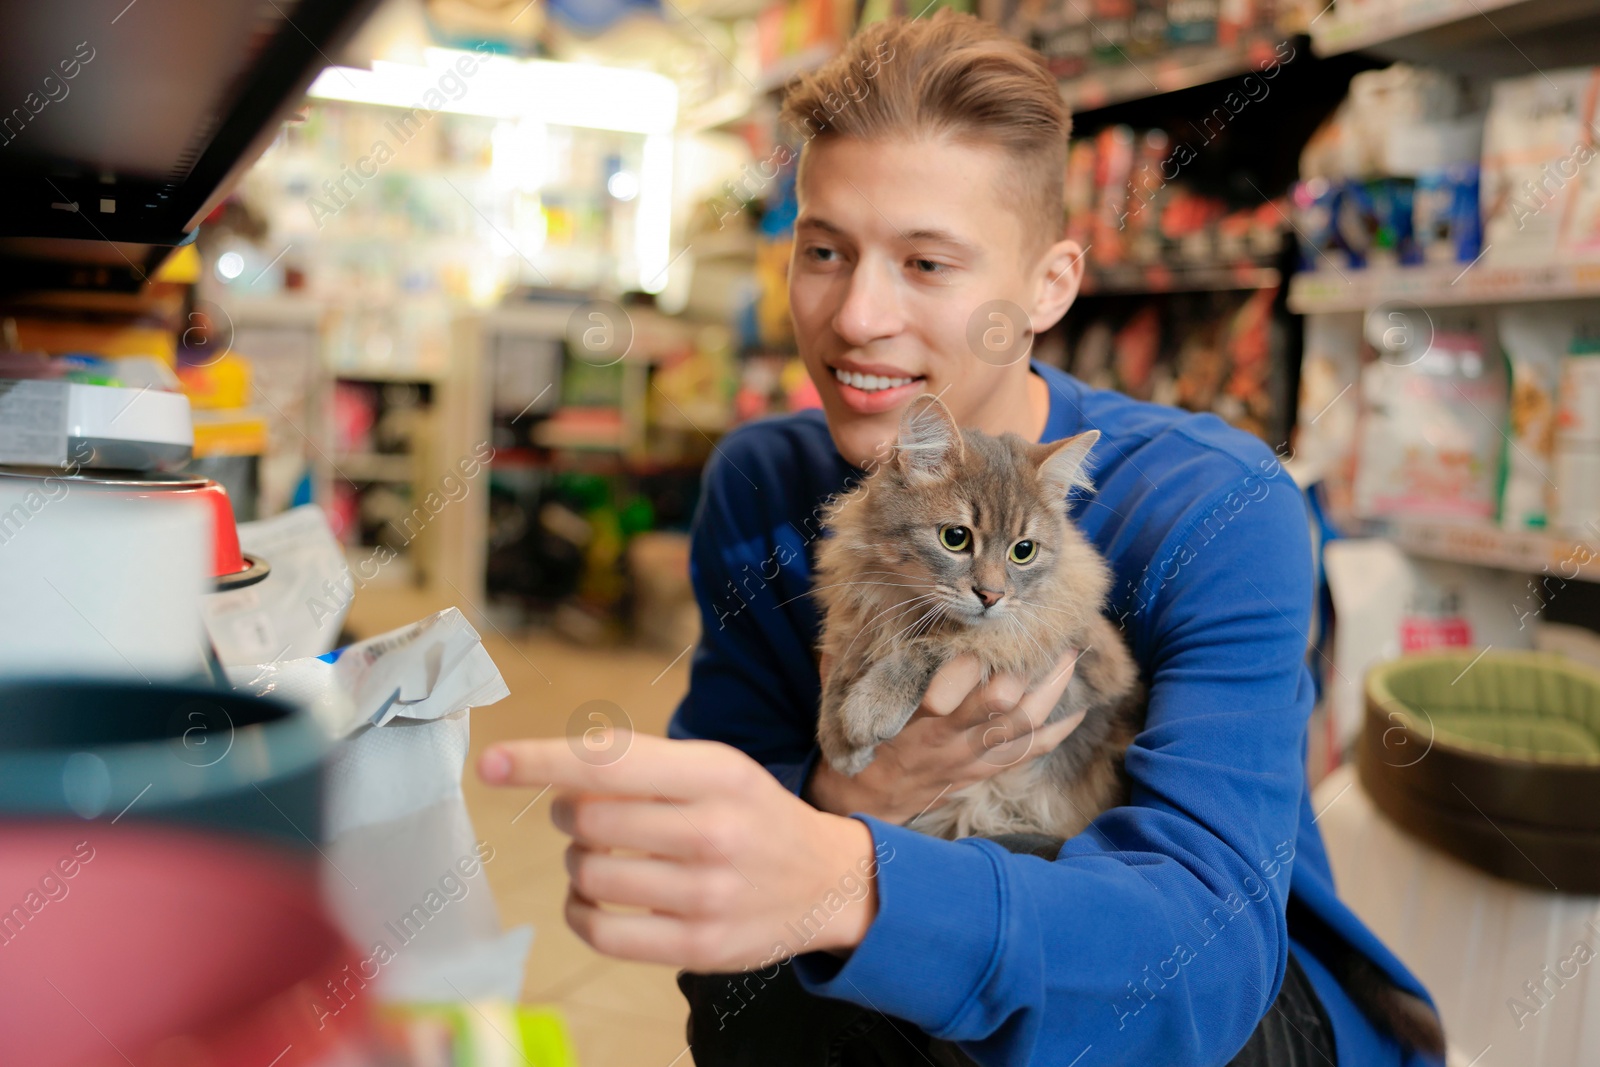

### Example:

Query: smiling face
xmin=789 ymin=135 xmax=1085 ymax=469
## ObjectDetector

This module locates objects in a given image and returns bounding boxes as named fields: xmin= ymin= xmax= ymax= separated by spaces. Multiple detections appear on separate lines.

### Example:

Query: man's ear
xmin=895 ymin=394 xmax=963 ymax=477
xmin=1031 ymin=238 xmax=1086 ymax=335
xmin=1034 ymin=429 xmax=1099 ymax=497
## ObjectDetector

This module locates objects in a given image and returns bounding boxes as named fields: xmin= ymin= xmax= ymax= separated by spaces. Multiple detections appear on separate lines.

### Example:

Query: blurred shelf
xmin=755 ymin=44 xmax=838 ymax=93
xmin=1367 ymin=518 xmax=1600 ymax=582
xmin=331 ymin=366 xmax=446 ymax=383
xmin=1081 ymin=262 xmax=1281 ymax=295
xmin=334 ymin=452 xmax=413 ymax=482
xmin=0 ymin=0 xmax=381 ymax=296
xmin=532 ymin=407 xmax=628 ymax=451
xmin=1309 ymin=0 xmax=1592 ymax=57
xmin=214 ymin=294 xmax=326 ymax=325
xmin=680 ymin=90 xmax=755 ymax=134
xmin=1288 ymin=261 xmax=1600 ymax=313
xmin=489 ymin=447 xmax=704 ymax=476
xmin=683 ymin=0 xmax=770 ymax=18
xmin=1059 ymin=36 xmax=1291 ymax=111
xmin=342 ymin=545 xmax=415 ymax=587
xmin=690 ymin=229 xmax=760 ymax=260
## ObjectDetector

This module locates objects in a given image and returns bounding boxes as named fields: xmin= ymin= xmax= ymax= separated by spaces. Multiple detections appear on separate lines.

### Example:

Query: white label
xmin=0 ymin=380 xmax=68 ymax=465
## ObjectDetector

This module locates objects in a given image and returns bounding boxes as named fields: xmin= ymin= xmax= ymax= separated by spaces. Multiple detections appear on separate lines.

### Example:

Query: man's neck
xmin=981 ymin=365 xmax=1050 ymax=442
xmin=1024 ymin=368 xmax=1049 ymax=442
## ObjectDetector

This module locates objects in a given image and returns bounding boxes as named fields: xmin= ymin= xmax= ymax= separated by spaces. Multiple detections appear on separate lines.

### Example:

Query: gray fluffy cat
xmin=814 ymin=394 xmax=1146 ymax=841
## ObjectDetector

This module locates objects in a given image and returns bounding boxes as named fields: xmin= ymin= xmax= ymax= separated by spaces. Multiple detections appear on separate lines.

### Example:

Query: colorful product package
xmin=1497 ymin=308 xmax=1580 ymax=530
xmin=1291 ymin=178 xmax=1341 ymax=272
xmin=1480 ymin=67 xmax=1600 ymax=264
xmin=1092 ymin=126 xmax=1137 ymax=264
xmin=1554 ymin=334 xmax=1600 ymax=535
xmin=1353 ymin=330 xmax=1508 ymax=520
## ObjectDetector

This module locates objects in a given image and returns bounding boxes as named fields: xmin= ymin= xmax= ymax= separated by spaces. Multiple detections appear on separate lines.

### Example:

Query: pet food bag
xmin=1353 ymin=330 xmax=1507 ymax=521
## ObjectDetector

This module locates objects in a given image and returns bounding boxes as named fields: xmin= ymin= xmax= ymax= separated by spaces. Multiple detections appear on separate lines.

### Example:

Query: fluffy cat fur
xmin=813 ymin=394 xmax=1145 ymax=840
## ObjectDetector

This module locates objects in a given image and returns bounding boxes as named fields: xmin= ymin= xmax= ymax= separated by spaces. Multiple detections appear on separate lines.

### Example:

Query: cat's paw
xmin=824 ymin=743 xmax=876 ymax=777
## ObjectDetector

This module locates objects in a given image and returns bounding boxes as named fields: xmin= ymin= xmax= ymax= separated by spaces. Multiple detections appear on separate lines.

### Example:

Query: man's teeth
xmin=834 ymin=368 xmax=916 ymax=392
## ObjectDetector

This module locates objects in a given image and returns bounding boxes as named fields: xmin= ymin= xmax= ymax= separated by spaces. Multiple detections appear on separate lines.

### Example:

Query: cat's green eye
xmin=1009 ymin=539 xmax=1038 ymax=564
xmin=939 ymin=525 xmax=971 ymax=552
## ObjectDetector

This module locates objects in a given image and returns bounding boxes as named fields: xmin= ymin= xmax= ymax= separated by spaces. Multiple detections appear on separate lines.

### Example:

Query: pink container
xmin=0 ymin=821 xmax=376 ymax=1067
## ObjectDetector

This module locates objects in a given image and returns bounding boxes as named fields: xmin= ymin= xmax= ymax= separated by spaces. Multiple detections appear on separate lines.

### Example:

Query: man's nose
xmin=973 ymin=586 xmax=1005 ymax=609
xmin=833 ymin=258 xmax=903 ymax=347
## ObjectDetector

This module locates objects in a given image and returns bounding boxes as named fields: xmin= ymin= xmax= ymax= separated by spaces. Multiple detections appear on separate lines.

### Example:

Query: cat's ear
xmin=895 ymin=394 xmax=963 ymax=477
xmin=1035 ymin=429 xmax=1099 ymax=497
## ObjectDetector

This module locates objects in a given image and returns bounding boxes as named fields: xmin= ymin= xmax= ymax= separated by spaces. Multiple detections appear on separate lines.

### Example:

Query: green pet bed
xmin=1358 ymin=650 xmax=1600 ymax=892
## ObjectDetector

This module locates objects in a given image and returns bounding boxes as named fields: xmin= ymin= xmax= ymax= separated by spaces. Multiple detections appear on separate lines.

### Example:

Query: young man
xmin=478 ymin=12 xmax=1444 ymax=1066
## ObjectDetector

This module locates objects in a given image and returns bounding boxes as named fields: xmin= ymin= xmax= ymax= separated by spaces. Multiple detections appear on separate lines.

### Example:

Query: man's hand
xmin=478 ymin=733 xmax=882 ymax=972
xmin=807 ymin=645 xmax=1085 ymax=824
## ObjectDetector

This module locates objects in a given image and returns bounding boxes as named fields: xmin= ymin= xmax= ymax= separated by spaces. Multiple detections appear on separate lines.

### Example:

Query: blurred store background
xmin=3 ymin=0 xmax=1600 ymax=1064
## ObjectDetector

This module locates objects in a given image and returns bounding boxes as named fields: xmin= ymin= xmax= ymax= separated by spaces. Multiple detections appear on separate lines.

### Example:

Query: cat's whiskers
xmin=1010 ymin=596 xmax=1074 ymax=618
xmin=774 ymin=577 xmax=924 ymax=610
xmin=884 ymin=598 xmax=949 ymax=651
xmin=1007 ymin=598 xmax=1059 ymax=628
xmin=876 ymin=592 xmax=948 ymax=640
xmin=840 ymin=592 xmax=942 ymax=662
xmin=1008 ymin=600 xmax=1080 ymax=658
xmin=1001 ymin=607 xmax=1055 ymax=667
xmin=910 ymin=600 xmax=949 ymax=643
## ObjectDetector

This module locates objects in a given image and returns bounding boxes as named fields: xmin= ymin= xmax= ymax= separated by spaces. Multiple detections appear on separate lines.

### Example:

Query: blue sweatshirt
xmin=669 ymin=360 xmax=1438 ymax=1066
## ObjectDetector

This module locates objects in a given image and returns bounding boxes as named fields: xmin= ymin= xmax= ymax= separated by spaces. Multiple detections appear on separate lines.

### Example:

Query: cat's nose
xmin=972 ymin=586 xmax=1004 ymax=608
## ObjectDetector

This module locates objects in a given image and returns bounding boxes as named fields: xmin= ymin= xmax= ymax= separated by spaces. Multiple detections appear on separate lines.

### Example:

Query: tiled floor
xmin=348 ymin=587 xmax=695 ymax=1067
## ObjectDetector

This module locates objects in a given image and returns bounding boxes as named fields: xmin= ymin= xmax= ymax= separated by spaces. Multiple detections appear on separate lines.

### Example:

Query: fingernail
xmin=480 ymin=747 xmax=511 ymax=783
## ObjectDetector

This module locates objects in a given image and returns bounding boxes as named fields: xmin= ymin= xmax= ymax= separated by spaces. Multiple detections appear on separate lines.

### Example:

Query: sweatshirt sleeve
xmin=791 ymin=463 xmax=1316 ymax=1067
xmin=666 ymin=430 xmax=825 ymax=796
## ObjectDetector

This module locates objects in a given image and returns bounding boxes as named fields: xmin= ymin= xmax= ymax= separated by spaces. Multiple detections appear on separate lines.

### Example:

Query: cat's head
xmin=822 ymin=393 xmax=1108 ymax=630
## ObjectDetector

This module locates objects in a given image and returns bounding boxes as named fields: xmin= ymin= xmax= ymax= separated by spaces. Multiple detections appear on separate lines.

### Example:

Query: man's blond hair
xmin=780 ymin=10 xmax=1071 ymax=250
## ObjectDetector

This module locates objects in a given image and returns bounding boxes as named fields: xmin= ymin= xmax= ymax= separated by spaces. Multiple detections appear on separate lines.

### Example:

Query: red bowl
xmin=0 ymin=471 xmax=268 ymax=587
xmin=0 ymin=821 xmax=376 ymax=1067
xmin=100 ymin=476 xmax=250 ymax=582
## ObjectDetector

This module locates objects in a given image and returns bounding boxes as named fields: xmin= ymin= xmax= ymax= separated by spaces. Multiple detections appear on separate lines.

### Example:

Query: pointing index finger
xmin=479 ymin=732 xmax=746 ymax=800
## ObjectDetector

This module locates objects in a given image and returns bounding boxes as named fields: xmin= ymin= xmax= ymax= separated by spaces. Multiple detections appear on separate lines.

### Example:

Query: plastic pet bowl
xmin=0 ymin=680 xmax=331 ymax=847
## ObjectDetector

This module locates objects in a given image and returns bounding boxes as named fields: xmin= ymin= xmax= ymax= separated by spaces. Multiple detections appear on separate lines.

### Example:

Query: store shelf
xmin=1288 ymin=261 xmax=1600 ymax=313
xmin=1081 ymin=262 xmax=1281 ymax=296
xmin=684 ymin=0 xmax=770 ymax=18
xmin=755 ymin=44 xmax=839 ymax=93
xmin=681 ymin=90 xmax=756 ymax=134
xmin=1309 ymin=0 xmax=1594 ymax=57
xmin=1059 ymin=36 xmax=1291 ymax=111
xmin=490 ymin=447 xmax=704 ymax=476
xmin=0 ymin=0 xmax=383 ymax=295
xmin=334 ymin=453 xmax=414 ymax=483
xmin=332 ymin=367 xmax=447 ymax=384
xmin=1371 ymin=518 xmax=1600 ymax=582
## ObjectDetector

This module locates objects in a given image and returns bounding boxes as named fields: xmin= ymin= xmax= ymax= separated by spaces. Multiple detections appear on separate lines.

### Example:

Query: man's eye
xmin=910 ymin=258 xmax=945 ymax=274
xmin=806 ymin=246 xmax=838 ymax=263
